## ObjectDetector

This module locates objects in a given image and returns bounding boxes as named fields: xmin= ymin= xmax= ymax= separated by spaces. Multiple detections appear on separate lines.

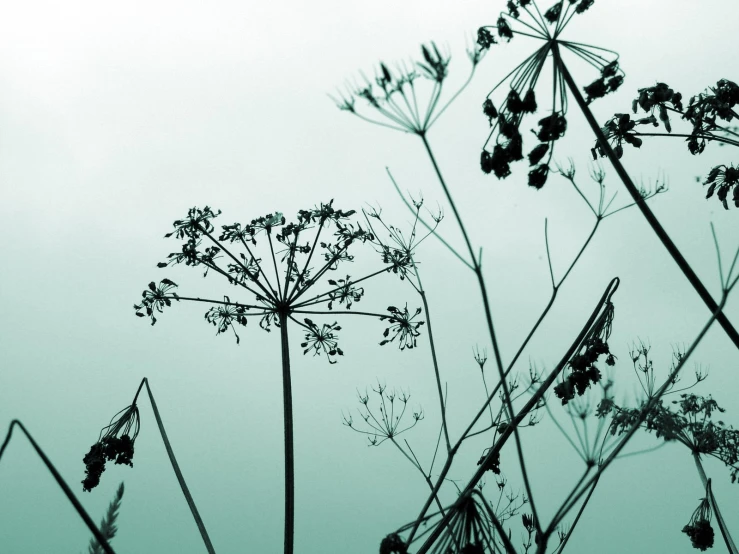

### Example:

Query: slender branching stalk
xmin=550 ymin=42 xmax=739 ymax=350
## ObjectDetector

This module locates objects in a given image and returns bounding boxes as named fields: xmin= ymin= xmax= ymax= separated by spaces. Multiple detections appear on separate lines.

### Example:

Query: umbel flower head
xmin=82 ymin=403 xmax=140 ymax=492
xmin=601 ymin=390 xmax=739 ymax=484
xmin=135 ymin=201 xmax=423 ymax=362
xmin=704 ymin=164 xmax=739 ymax=210
xmin=477 ymin=0 xmax=624 ymax=188
xmin=682 ymin=496 xmax=714 ymax=551
xmin=334 ymin=40 xmax=485 ymax=135
xmin=596 ymin=79 xmax=739 ymax=208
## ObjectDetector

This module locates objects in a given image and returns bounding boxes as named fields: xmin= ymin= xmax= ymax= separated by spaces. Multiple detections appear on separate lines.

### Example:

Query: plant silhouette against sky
xmin=1 ymin=2 xmax=738 ymax=553
xmin=133 ymin=200 xmax=425 ymax=554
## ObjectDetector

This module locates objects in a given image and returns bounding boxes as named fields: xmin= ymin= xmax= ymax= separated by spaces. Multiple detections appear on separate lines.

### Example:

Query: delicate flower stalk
xmin=143 ymin=378 xmax=217 ymax=554
xmin=135 ymin=202 xmax=422 ymax=554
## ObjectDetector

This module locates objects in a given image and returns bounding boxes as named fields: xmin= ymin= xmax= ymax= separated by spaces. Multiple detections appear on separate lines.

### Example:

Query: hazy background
xmin=1 ymin=0 xmax=738 ymax=552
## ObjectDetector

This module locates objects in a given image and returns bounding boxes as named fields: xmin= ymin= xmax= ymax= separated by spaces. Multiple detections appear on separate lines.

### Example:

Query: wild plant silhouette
xmin=1 ymin=1 xmax=738 ymax=553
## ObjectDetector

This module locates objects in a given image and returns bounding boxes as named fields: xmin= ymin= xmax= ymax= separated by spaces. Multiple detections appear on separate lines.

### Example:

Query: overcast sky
xmin=1 ymin=1 xmax=738 ymax=553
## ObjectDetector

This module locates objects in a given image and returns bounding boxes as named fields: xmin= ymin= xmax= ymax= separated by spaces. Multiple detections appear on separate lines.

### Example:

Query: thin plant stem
xmin=553 ymin=474 xmax=600 ymax=554
xmin=413 ymin=278 xmax=620 ymax=552
xmin=143 ymin=378 xmax=216 ymax=554
xmin=418 ymin=132 xmax=542 ymax=533
xmin=405 ymin=218 xmax=608 ymax=546
xmin=414 ymin=266 xmax=452 ymax=453
xmin=631 ymin=132 xmax=739 ymax=148
xmin=279 ymin=312 xmax=295 ymax=554
xmin=548 ymin=292 xmax=727 ymax=533
xmin=0 ymin=420 xmax=117 ymax=554
xmin=387 ymin=167 xmax=473 ymax=270
xmin=551 ymin=41 xmax=739 ymax=350
xmin=389 ymin=438 xmax=458 ymax=549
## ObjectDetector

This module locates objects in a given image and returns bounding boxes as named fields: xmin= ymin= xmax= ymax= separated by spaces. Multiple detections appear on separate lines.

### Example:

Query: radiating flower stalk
xmin=134 ymin=201 xmax=423 ymax=554
xmin=475 ymin=0 xmax=739 ymax=351
xmin=338 ymin=35 xmax=559 ymax=551
xmin=596 ymin=346 xmax=739 ymax=552
xmin=336 ymin=19 xmax=678 ymax=552
xmin=332 ymin=12 xmax=708 ymax=552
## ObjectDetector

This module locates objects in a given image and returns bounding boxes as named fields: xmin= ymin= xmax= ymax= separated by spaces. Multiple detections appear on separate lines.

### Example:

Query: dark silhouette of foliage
xmin=82 ymin=405 xmax=139 ymax=492
xmin=596 ymin=79 xmax=739 ymax=208
xmin=477 ymin=0 xmax=624 ymax=188
xmin=683 ymin=496 xmax=715 ymax=551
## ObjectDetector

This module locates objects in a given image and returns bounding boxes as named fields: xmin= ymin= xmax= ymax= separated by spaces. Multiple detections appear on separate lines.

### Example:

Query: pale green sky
xmin=1 ymin=1 xmax=738 ymax=553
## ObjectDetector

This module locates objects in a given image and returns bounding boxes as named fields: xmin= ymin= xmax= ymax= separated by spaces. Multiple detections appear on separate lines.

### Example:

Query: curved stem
xmin=143 ymin=379 xmax=216 ymax=554
xmin=632 ymin=132 xmax=739 ymax=149
xmin=551 ymin=42 xmax=739 ymax=350
xmin=414 ymin=278 xmax=620 ymax=553
xmin=279 ymin=313 xmax=295 ymax=554
xmin=0 ymin=421 xmax=117 ymax=554
xmin=548 ymin=293 xmax=725 ymax=532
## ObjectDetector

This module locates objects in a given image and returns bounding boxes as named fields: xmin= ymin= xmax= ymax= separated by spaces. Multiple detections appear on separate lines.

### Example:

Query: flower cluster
xmin=477 ymin=447 xmax=501 ymax=475
xmin=682 ymin=497 xmax=714 ymax=551
xmin=477 ymin=0 xmax=624 ymax=188
xmin=135 ymin=200 xmax=424 ymax=363
xmin=300 ymin=319 xmax=343 ymax=363
xmin=704 ymin=164 xmax=739 ymax=210
xmin=554 ymin=301 xmax=615 ymax=404
xmin=602 ymin=392 xmax=739 ymax=483
xmin=134 ymin=279 xmax=179 ymax=325
xmin=599 ymin=79 xmax=739 ymax=208
xmin=82 ymin=404 xmax=140 ymax=492
xmin=380 ymin=533 xmax=408 ymax=554
xmin=379 ymin=305 xmax=425 ymax=350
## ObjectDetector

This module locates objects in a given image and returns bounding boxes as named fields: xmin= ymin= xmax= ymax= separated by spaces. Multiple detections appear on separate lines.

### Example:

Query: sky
xmin=1 ymin=0 xmax=738 ymax=552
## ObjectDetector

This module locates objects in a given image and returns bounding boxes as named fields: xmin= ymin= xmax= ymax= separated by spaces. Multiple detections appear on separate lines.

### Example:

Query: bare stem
xmin=414 ymin=267 xmax=452 ymax=453
xmin=143 ymin=378 xmax=217 ymax=554
xmin=279 ymin=313 xmax=295 ymax=554
xmin=551 ymin=41 xmax=739 ymax=350
xmin=0 ymin=421 xmax=117 ymax=554
xmin=419 ymin=132 xmax=541 ymax=538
